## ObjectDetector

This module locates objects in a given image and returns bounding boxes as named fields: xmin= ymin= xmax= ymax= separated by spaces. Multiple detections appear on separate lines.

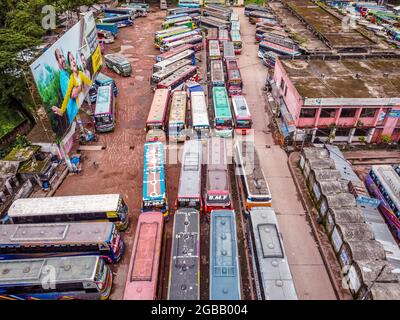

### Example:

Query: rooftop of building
xmin=283 ymin=0 xmax=383 ymax=50
xmin=279 ymin=57 xmax=400 ymax=99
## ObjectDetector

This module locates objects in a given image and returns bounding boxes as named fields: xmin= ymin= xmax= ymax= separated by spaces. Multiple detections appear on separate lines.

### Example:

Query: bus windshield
xmin=237 ymin=120 xmax=252 ymax=128
xmin=95 ymin=114 xmax=112 ymax=125
xmin=216 ymin=119 xmax=232 ymax=127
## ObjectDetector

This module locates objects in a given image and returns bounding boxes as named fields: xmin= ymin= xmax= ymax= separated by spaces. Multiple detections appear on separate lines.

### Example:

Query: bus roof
xmin=230 ymin=30 xmax=241 ymax=41
xmin=8 ymin=194 xmax=122 ymax=217
xmin=154 ymin=49 xmax=194 ymax=70
xmin=124 ymin=212 xmax=163 ymax=300
xmin=207 ymin=28 xmax=218 ymax=40
xmin=218 ymin=29 xmax=229 ymax=40
xmin=0 ymin=256 xmax=99 ymax=285
xmin=209 ymin=40 xmax=220 ymax=54
xmin=168 ymin=208 xmax=200 ymax=300
xmin=223 ymin=41 xmax=235 ymax=59
xmin=162 ymin=15 xmax=192 ymax=25
xmin=207 ymin=137 xmax=229 ymax=191
xmin=165 ymin=35 xmax=202 ymax=50
xmin=156 ymin=25 xmax=190 ymax=36
xmin=104 ymin=53 xmax=130 ymax=66
xmin=95 ymin=85 xmax=112 ymax=115
xmin=158 ymin=65 xmax=197 ymax=87
xmin=143 ymin=142 xmax=166 ymax=201
xmin=232 ymin=95 xmax=251 ymax=119
xmin=212 ymin=87 xmax=231 ymax=119
xmin=178 ymin=140 xmax=202 ymax=198
xmin=152 ymin=59 xmax=191 ymax=80
xmin=211 ymin=60 xmax=224 ymax=83
xmin=147 ymin=89 xmax=169 ymax=123
xmin=191 ymin=91 xmax=209 ymax=127
xmin=228 ymin=68 xmax=241 ymax=80
xmin=156 ymin=44 xmax=194 ymax=61
xmin=95 ymin=72 xmax=114 ymax=85
xmin=162 ymin=29 xmax=199 ymax=44
xmin=169 ymin=91 xmax=187 ymax=124
xmin=236 ymin=141 xmax=271 ymax=197
xmin=0 ymin=222 xmax=114 ymax=244
xmin=231 ymin=21 xmax=240 ymax=31
xmin=210 ymin=210 xmax=241 ymax=300
xmin=249 ymin=207 xmax=297 ymax=300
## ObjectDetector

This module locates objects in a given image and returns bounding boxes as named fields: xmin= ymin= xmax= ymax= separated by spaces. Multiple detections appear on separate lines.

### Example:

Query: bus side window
xmin=56 ymin=282 xmax=84 ymax=292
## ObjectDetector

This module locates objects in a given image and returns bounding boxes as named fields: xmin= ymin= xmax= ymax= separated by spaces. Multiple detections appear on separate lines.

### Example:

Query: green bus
xmin=162 ymin=16 xmax=195 ymax=29
xmin=230 ymin=30 xmax=242 ymax=54
xmin=212 ymin=87 xmax=233 ymax=138
xmin=154 ymin=26 xmax=191 ymax=48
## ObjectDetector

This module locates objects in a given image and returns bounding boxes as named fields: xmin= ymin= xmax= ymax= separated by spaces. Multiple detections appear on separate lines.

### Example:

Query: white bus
xmin=0 ymin=256 xmax=112 ymax=300
xmin=151 ymin=59 xmax=192 ymax=86
xmin=168 ymin=91 xmax=187 ymax=142
xmin=152 ymin=49 xmax=195 ymax=73
xmin=190 ymin=91 xmax=210 ymax=140
xmin=7 ymin=194 xmax=129 ymax=231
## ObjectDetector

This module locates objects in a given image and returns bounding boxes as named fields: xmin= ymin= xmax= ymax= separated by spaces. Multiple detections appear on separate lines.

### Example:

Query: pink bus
xmin=123 ymin=211 xmax=164 ymax=300
xmin=146 ymin=89 xmax=170 ymax=141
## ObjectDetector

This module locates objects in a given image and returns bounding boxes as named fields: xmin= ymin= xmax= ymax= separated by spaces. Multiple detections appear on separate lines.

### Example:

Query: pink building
xmin=273 ymin=57 xmax=400 ymax=143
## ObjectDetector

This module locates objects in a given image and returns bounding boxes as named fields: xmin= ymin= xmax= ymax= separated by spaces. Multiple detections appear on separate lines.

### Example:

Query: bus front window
xmin=216 ymin=119 xmax=232 ymax=129
xmin=96 ymin=114 xmax=112 ymax=125
xmin=237 ymin=120 xmax=252 ymax=128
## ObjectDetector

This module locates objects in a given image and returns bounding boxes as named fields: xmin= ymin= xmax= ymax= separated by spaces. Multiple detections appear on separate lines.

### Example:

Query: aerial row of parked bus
xmin=0 ymin=194 xmax=130 ymax=299
xmin=206 ymin=26 xmax=249 ymax=138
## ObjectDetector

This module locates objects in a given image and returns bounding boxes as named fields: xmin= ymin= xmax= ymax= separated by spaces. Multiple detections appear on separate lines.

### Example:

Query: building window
xmin=315 ymin=128 xmax=331 ymax=137
xmin=299 ymin=108 xmax=316 ymax=118
xmin=280 ymin=78 xmax=285 ymax=90
xmin=340 ymin=108 xmax=357 ymax=118
xmin=284 ymin=86 xmax=288 ymax=97
xmin=354 ymin=128 xmax=368 ymax=136
xmin=320 ymin=108 xmax=337 ymax=118
xmin=335 ymin=128 xmax=351 ymax=136
xmin=360 ymin=108 xmax=376 ymax=118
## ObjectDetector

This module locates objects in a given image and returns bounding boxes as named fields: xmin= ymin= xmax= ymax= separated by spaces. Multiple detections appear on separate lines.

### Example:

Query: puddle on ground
xmin=135 ymin=76 xmax=144 ymax=81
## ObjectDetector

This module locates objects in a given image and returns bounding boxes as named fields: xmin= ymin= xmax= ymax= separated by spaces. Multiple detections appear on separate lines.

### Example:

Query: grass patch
xmin=0 ymin=107 xmax=26 ymax=140
xmin=288 ymin=31 xmax=307 ymax=44
xmin=244 ymin=0 xmax=266 ymax=5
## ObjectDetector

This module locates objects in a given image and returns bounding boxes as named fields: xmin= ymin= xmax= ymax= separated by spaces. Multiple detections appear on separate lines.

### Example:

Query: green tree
xmin=54 ymin=0 xmax=100 ymax=20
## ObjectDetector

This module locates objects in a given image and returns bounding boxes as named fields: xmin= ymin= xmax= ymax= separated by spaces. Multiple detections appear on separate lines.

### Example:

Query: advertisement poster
xmin=30 ymin=12 xmax=102 ymax=138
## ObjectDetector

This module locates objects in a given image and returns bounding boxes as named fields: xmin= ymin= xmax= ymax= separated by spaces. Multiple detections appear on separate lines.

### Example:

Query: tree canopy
xmin=0 ymin=0 xmax=99 ymax=126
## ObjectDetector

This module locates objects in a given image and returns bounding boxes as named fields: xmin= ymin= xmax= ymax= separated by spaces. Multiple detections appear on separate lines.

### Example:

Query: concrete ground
xmin=55 ymin=8 xmax=166 ymax=300
xmin=53 ymin=5 xmax=337 ymax=300
xmin=235 ymin=7 xmax=336 ymax=300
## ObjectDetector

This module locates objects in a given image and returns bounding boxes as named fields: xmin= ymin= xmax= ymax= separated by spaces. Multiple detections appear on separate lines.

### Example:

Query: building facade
xmin=273 ymin=56 xmax=400 ymax=144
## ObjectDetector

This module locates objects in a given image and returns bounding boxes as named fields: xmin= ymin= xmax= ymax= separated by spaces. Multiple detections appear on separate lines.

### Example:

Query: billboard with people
xmin=30 ymin=12 xmax=102 ymax=138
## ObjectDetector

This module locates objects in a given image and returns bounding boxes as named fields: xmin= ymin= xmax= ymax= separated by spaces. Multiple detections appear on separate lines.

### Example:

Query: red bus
xmin=206 ymin=28 xmax=218 ymax=48
xmin=146 ymin=89 xmax=170 ymax=141
xmin=123 ymin=212 xmax=164 ymax=300
xmin=155 ymin=44 xmax=194 ymax=62
xmin=205 ymin=137 xmax=233 ymax=217
xmin=232 ymin=95 xmax=252 ymax=135
xmin=175 ymin=140 xmax=203 ymax=213
xmin=226 ymin=59 xmax=242 ymax=96
xmin=157 ymin=65 xmax=198 ymax=90
xmin=218 ymin=28 xmax=230 ymax=46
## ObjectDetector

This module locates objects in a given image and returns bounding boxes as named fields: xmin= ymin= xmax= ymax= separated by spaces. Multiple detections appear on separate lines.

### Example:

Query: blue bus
xmin=210 ymin=210 xmax=241 ymax=300
xmin=142 ymin=142 xmax=169 ymax=219
xmin=89 ymin=73 xmax=118 ymax=103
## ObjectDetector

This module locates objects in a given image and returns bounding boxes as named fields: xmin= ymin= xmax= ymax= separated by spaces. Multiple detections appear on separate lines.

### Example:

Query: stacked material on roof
xmin=299 ymin=145 xmax=400 ymax=299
